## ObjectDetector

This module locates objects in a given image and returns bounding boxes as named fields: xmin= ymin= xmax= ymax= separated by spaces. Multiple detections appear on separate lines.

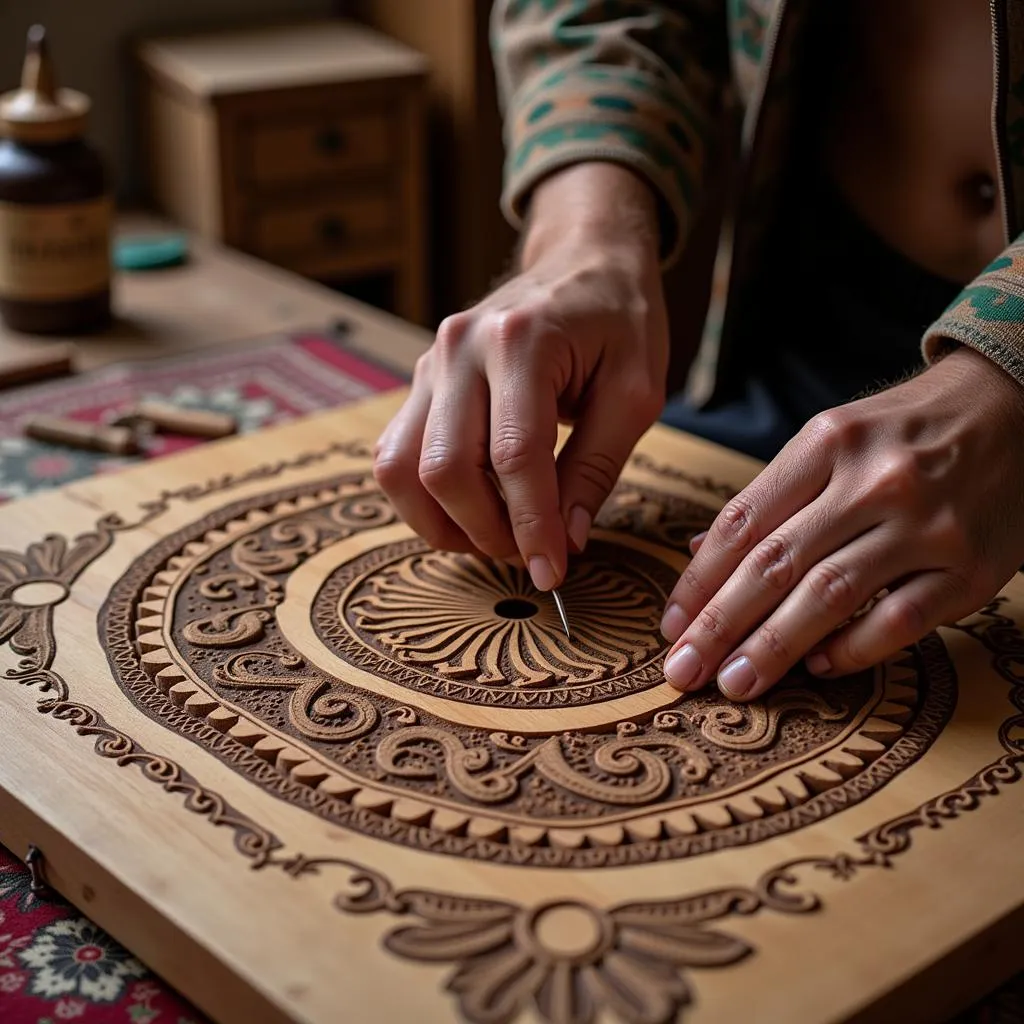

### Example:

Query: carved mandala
xmin=99 ymin=473 xmax=956 ymax=868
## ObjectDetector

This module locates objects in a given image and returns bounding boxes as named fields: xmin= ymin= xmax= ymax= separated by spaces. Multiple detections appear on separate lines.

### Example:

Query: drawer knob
xmin=315 ymin=127 xmax=346 ymax=155
xmin=319 ymin=215 xmax=347 ymax=244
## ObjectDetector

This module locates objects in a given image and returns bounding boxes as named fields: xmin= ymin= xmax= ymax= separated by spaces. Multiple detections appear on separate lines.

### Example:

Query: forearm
xmin=519 ymin=162 xmax=662 ymax=270
xmin=491 ymin=0 xmax=729 ymax=269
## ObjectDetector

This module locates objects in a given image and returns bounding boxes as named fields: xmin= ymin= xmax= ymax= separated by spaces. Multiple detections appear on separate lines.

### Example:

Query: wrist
xmin=936 ymin=343 xmax=1024 ymax=419
xmin=519 ymin=162 xmax=662 ymax=273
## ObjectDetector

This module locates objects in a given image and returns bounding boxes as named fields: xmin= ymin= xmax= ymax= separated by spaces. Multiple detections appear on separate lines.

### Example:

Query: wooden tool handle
xmin=0 ymin=344 xmax=76 ymax=390
xmin=131 ymin=401 xmax=237 ymax=439
xmin=24 ymin=415 xmax=140 ymax=455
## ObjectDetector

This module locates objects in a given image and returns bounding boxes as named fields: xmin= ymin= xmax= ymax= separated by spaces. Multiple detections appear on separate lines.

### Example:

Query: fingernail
xmin=806 ymin=652 xmax=831 ymax=676
xmin=718 ymin=656 xmax=756 ymax=698
xmin=528 ymin=555 xmax=557 ymax=591
xmin=689 ymin=531 xmax=708 ymax=555
xmin=567 ymin=506 xmax=591 ymax=553
xmin=665 ymin=643 xmax=702 ymax=690
xmin=660 ymin=602 xmax=688 ymax=642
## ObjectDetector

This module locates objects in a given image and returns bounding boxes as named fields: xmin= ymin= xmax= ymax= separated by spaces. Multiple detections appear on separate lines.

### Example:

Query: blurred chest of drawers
xmin=135 ymin=19 xmax=429 ymax=324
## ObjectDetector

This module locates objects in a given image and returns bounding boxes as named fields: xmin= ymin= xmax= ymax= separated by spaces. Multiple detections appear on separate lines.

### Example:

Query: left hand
xmin=660 ymin=345 xmax=1024 ymax=700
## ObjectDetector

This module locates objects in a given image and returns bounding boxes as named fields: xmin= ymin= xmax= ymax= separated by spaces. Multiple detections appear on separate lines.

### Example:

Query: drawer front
xmin=248 ymin=190 xmax=397 ymax=261
xmin=241 ymin=108 xmax=394 ymax=188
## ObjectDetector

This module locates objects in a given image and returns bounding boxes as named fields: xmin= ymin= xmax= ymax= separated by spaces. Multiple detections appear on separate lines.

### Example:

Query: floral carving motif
xmin=382 ymin=894 xmax=753 ymax=1024
xmin=345 ymin=547 xmax=665 ymax=687
xmin=317 ymin=535 xmax=680 ymax=708
xmin=0 ymin=521 xmax=121 ymax=680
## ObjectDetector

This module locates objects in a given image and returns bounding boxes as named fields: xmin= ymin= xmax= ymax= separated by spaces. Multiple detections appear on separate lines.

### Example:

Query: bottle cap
xmin=0 ymin=25 xmax=90 ymax=143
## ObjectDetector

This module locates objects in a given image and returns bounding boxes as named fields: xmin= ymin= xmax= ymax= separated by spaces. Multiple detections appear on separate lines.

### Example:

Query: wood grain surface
xmin=0 ymin=389 xmax=1021 ymax=1024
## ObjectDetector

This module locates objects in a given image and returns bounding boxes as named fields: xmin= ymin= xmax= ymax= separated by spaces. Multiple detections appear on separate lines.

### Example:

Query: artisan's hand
xmin=374 ymin=163 xmax=669 ymax=590
xmin=662 ymin=345 xmax=1024 ymax=700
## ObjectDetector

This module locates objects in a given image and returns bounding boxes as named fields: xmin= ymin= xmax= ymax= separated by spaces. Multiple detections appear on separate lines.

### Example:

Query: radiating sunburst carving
xmin=340 ymin=543 xmax=667 ymax=689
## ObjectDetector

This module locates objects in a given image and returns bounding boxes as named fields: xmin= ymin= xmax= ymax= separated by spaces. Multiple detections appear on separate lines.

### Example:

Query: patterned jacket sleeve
xmin=922 ymin=233 xmax=1024 ymax=389
xmin=490 ymin=0 xmax=730 ymax=268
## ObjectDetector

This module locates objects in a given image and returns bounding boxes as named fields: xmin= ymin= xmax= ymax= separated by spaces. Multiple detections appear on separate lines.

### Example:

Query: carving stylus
xmin=487 ymin=470 xmax=572 ymax=641
xmin=551 ymin=587 xmax=571 ymax=641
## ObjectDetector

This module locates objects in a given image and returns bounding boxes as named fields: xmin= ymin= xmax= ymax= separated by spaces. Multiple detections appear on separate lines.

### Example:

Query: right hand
xmin=373 ymin=163 xmax=670 ymax=592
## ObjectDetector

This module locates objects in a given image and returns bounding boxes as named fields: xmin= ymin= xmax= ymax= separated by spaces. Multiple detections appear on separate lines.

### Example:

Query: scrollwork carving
xmin=213 ymin=650 xmax=379 ymax=742
xmin=376 ymin=727 xmax=712 ymax=808
xmin=182 ymin=605 xmax=275 ymax=647
xmin=198 ymin=572 xmax=259 ymax=600
xmin=689 ymin=688 xmax=847 ymax=753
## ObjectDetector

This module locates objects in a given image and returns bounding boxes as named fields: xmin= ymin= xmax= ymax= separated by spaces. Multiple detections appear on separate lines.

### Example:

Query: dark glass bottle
xmin=0 ymin=25 xmax=112 ymax=333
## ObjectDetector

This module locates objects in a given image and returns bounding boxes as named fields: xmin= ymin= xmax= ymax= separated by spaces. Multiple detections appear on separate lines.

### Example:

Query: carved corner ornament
xmin=0 ymin=444 xmax=1021 ymax=1024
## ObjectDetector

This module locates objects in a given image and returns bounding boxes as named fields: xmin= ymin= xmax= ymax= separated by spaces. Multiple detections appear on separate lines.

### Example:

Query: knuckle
xmin=805 ymin=408 xmax=859 ymax=455
xmin=489 ymin=308 xmax=532 ymax=348
xmin=695 ymin=604 xmax=730 ymax=644
xmin=868 ymin=451 xmax=922 ymax=505
xmin=412 ymin=351 xmax=434 ymax=383
xmin=756 ymin=621 xmax=792 ymax=663
xmin=434 ymin=313 xmax=471 ymax=354
xmin=372 ymin=450 xmax=414 ymax=492
xmin=924 ymin=508 xmax=972 ymax=562
xmin=620 ymin=377 xmax=664 ymax=425
xmin=713 ymin=495 xmax=756 ymax=552
xmin=490 ymin=423 xmax=540 ymax=475
xmin=508 ymin=509 xmax=544 ymax=534
xmin=575 ymin=450 xmax=621 ymax=496
xmin=679 ymin=565 xmax=712 ymax=606
xmin=882 ymin=592 xmax=928 ymax=639
xmin=750 ymin=534 xmax=793 ymax=590
xmin=417 ymin=446 xmax=466 ymax=493
xmin=806 ymin=561 xmax=856 ymax=613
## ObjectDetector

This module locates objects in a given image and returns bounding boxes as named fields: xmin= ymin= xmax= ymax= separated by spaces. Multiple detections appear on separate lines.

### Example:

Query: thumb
xmin=556 ymin=378 xmax=662 ymax=553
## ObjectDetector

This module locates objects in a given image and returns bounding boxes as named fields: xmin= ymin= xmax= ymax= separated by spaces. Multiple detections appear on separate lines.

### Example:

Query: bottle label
xmin=0 ymin=197 xmax=112 ymax=302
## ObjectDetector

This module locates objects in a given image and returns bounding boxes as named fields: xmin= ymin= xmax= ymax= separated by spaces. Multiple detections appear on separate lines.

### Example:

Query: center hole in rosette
xmin=493 ymin=597 xmax=539 ymax=620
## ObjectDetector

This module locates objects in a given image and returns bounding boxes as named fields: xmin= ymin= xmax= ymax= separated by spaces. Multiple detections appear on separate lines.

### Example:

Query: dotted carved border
xmin=0 ymin=442 xmax=1020 ymax=1024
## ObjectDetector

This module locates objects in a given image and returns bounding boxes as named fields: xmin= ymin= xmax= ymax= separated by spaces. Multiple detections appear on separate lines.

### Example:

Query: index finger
xmin=487 ymin=354 xmax=565 ymax=591
xmin=661 ymin=425 xmax=833 ymax=642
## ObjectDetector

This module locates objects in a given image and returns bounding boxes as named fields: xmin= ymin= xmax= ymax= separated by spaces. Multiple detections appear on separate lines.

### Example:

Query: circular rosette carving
xmin=99 ymin=473 xmax=958 ymax=869
xmin=320 ymin=538 xmax=675 ymax=699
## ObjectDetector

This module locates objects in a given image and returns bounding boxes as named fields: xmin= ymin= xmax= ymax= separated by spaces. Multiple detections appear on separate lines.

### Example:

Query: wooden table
xmin=0 ymin=213 xmax=430 ymax=378
xmin=1 ymin=214 xmax=1022 ymax=1024
xmin=0 ymin=382 xmax=1022 ymax=1024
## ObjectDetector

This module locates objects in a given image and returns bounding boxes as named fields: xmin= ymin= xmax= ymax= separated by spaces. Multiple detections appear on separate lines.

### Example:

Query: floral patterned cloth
xmin=0 ymin=848 xmax=206 ymax=1024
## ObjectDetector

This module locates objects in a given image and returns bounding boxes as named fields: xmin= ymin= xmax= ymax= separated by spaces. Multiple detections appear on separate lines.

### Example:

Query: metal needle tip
xmin=552 ymin=588 xmax=571 ymax=640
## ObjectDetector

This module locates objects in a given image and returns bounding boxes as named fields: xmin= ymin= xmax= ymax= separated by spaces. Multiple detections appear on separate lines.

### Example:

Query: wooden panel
xmin=0 ymin=389 xmax=1022 ymax=1023
xmin=240 ymin=106 xmax=395 ymax=188
xmin=246 ymin=188 xmax=398 ymax=263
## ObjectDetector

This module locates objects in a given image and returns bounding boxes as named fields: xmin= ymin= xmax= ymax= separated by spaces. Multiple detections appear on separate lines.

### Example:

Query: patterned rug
xmin=0 ymin=331 xmax=1020 ymax=1022
xmin=0 ymin=330 xmax=404 ymax=503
